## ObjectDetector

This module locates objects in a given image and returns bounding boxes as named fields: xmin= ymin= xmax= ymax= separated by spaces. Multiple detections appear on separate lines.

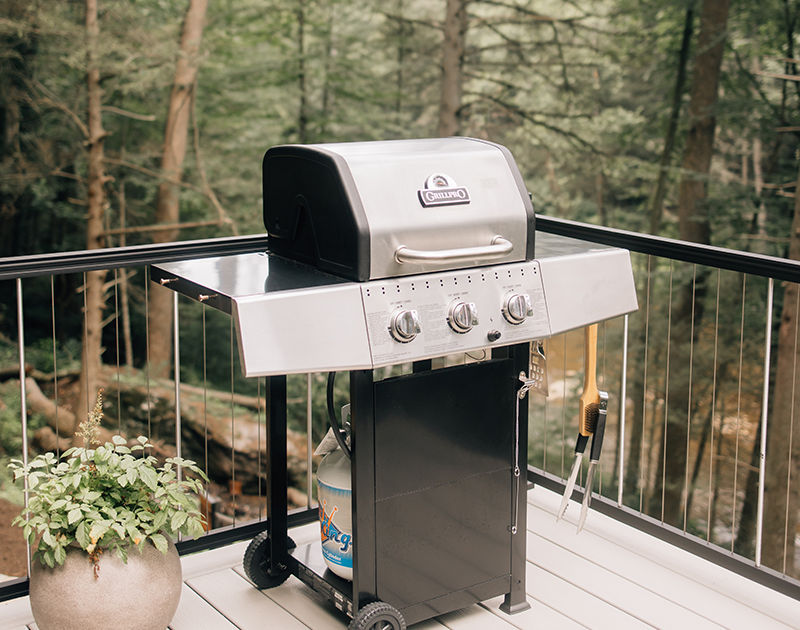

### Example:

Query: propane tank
xmin=316 ymin=402 xmax=353 ymax=580
xmin=317 ymin=446 xmax=352 ymax=580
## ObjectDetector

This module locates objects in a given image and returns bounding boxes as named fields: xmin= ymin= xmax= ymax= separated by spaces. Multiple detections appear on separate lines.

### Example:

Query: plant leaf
xmin=149 ymin=533 xmax=168 ymax=555
xmin=170 ymin=511 xmax=188 ymax=532
xmin=139 ymin=466 xmax=158 ymax=492
xmin=67 ymin=507 xmax=83 ymax=525
xmin=54 ymin=544 xmax=66 ymax=566
xmin=76 ymin=521 xmax=90 ymax=548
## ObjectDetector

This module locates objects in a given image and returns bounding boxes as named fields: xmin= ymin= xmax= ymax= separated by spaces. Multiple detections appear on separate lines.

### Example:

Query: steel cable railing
xmin=2 ymin=219 xmax=800 ymax=603
xmin=534 ymin=216 xmax=800 ymax=601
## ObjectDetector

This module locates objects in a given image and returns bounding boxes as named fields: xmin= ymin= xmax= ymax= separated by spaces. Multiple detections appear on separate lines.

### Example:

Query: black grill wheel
xmin=349 ymin=601 xmax=406 ymax=630
xmin=243 ymin=528 xmax=296 ymax=589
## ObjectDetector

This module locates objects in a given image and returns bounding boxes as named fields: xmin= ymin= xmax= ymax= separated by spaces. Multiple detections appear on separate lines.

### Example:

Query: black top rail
xmin=2 ymin=217 xmax=800 ymax=283
xmin=536 ymin=215 xmax=800 ymax=283
xmin=0 ymin=234 xmax=270 ymax=281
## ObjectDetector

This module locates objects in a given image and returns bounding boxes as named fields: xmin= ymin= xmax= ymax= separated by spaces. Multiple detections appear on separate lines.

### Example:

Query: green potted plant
xmin=8 ymin=390 xmax=208 ymax=630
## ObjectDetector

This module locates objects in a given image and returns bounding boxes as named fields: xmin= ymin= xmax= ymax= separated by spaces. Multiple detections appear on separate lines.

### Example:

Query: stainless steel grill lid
xmin=263 ymin=137 xmax=535 ymax=281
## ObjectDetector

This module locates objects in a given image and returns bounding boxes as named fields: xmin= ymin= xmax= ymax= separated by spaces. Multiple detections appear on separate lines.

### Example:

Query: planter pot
xmin=29 ymin=538 xmax=182 ymax=630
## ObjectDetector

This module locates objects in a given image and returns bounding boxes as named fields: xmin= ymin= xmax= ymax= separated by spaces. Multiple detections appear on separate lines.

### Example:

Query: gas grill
xmin=151 ymin=137 xmax=638 ymax=630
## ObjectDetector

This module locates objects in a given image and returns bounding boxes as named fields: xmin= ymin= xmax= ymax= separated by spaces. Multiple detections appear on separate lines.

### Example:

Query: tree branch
xmin=104 ymin=157 xmax=204 ymax=193
xmin=99 ymin=219 xmax=225 ymax=237
xmin=730 ymin=46 xmax=782 ymax=119
xmin=381 ymin=12 xmax=442 ymax=31
xmin=101 ymin=105 xmax=157 ymax=122
xmin=190 ymin=78 xmax=238 ymax=235
xmin=475 ymin=92 xmax=606 ymax=154
xmin=35 ymin=96 xmax=90 ymax=138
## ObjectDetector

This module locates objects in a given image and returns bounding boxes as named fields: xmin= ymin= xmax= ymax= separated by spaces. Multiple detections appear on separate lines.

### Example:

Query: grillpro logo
xmin=418 ymin=173 xmax=471 ymax=208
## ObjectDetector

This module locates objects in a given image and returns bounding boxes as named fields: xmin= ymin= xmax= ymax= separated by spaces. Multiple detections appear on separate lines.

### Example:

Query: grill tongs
xmin=556 ymin=324 xmax=609 ymax=532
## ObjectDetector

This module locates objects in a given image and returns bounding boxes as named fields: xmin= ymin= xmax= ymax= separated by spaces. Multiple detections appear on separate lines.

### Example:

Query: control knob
xmin=502 ymin=292 xmax=533 ymax=325
xmin=389 ymin=308 xmax=421 ymax=343
xmin=448 ymin=301 xmax=479 ymax=334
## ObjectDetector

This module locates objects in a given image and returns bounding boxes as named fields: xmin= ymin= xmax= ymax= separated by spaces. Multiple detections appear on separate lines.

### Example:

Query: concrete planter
xmin=29 ymin=538 xmax=182 ymax=630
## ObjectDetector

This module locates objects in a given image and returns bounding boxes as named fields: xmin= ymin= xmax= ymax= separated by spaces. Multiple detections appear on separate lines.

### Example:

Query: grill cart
xmin=151 ymin=137 xmax=638 ymax=630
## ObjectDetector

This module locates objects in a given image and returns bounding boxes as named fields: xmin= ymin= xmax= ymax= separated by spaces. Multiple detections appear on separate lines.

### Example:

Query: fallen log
xmin=0 ymin=364 xmax=32 ymax=382
xmin=178 ymin=382 xmax=266 ymax=411
xmin=25 ymin=377 xmax=76 ymax=437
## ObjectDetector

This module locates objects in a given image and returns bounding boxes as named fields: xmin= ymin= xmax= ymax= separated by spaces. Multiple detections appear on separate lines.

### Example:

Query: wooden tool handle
xmin=583 ymin=324 xmax=598 ymax=392
xmin=578 ymin=324 xmax=599 ymax=437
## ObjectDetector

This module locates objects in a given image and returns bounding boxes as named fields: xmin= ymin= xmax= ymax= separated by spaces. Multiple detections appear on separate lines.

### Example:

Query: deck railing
xmin=1 ymin=218 xmax=799 ymax=603
xmin=534 ymin=215 xmax=800 ymax=601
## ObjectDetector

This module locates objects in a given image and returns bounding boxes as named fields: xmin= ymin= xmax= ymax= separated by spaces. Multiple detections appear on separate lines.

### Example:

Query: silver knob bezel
xmin=389 ymin=308 xmax=421 ymax=343
xmin=502 ymin=292 xmax=533 ymax=325
xmin=447 ymin=300 xmax=478 ymax=334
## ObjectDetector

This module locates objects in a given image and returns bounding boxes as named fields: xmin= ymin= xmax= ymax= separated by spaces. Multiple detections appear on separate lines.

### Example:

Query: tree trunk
xmin=148 ymin=0 xmax=208 ymax=378
xmin=676 ymin=0 xmax=729 ymax=244
xmin=320 ymin=0 xmax=335 ymax=139
xmin=762 ymin=160 xmax=800 ymax=577
xmin=297 ymin=0 xmax=309 ymax=143
xmin=753 ymin=136 xmax=769 ymax=252
xmin=75 ymin=0 xmax=110 ymax=444
xmin=647 ymin=267 xmax=709 ymax=525
xmin=118 ymin=181 xmax=134 ymax=369
xmin=649 ymin=2 xmax=695 ymax=235
xmin=733 ymin=414 xmax=762 ymax=559
xmin=437 ymin=0 xmax=468 ymax=137
xmin=648 ymin=0 xmax=730 ymax=526
xmin=395 ymin=0 xmax=407 ymax=119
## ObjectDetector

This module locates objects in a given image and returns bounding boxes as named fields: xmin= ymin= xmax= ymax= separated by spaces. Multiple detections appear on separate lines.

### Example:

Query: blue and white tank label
xmin=319 ymin=484 xmax=352 ymax=570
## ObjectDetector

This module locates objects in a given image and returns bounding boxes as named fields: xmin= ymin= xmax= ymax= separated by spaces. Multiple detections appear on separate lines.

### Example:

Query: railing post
xmin=17 ymin=278 xmax=31 ymax=578
xmin=618 ymin=314 xmax=628 ymax=506
xmin=174 ymin=292 xmax=182 ymax=481
xmin=307 ymin=373 xmax=313 ymax=509
xmin=755 ymin=278 xmax=774 ymax=567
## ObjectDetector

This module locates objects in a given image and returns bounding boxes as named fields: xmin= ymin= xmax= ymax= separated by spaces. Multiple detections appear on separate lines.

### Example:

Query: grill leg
xmin=350 ymin=369 xmax=377 ymax=614
xmin=498 ymin=344 xmax=532 ymax=616
xmin=267 ymin=375 xmax=288 ymax=577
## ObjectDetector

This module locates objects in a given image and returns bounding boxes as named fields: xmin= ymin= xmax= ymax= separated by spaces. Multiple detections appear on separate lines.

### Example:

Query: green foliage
xmin=0 ymin=380 xmax=49 ymax=459
xmin=7 ymin=391 xmax=208 ymax=569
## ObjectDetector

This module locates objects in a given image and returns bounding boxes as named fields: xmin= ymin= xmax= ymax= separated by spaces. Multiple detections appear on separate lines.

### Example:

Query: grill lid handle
xmin=395 ymin=236 xmax=513 ymax=265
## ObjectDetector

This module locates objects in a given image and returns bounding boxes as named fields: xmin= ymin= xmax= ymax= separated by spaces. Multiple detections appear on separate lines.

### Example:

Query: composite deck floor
xmin=2 ymin=485 xmax=800 ymax=630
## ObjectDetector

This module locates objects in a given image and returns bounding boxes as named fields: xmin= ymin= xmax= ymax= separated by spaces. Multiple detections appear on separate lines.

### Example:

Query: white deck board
xmin=187 ymin=568 xmax=312 ymax=630
xmin=527 ymin=529 xmax=726 ymax=629
xmin=241 ymin=571 xmax=350 ymax=630
xmin=169 ymin=583 xmax=239 ymax=630
xmin=481 ymin=594 xmax=588 ymax=629
xmin=0 ymin=596 xmax=33 ymax=630
xmin=3 ymin=487 xmax=800 ymax=630
xmin=527 ymin=561 xmax=653 ymax=629
xmin=180 ymin=540 xmax=251 ymax=581
xmin=530 ymin=486 xmax=800 ymax=629
xmin=434 ymin=603 xmax=530 ymax=630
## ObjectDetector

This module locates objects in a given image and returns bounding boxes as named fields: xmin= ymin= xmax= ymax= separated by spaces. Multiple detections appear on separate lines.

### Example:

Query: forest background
xmin=3 ymin=0 xmax=800 ymax=582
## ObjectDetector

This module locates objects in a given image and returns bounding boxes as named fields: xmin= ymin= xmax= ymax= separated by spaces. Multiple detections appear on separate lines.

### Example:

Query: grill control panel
xmin=362 ymin=261 xmax=550 ymax=368
xmin=151 ymin=233 xmax=638 ymax=377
